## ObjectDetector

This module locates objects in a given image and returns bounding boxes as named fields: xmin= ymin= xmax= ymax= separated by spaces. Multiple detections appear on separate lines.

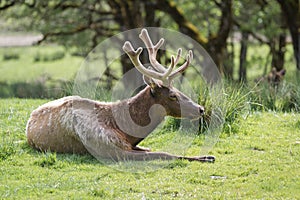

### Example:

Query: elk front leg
xmin=121 ymin=150 xmax=215 ymax=163
xmin=178 ymin=155 xmax=216 ymax=163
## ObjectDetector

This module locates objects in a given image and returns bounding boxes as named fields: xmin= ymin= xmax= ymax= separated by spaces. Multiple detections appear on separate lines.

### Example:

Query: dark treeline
xmin=1 ymin=0 xmax=299 ymax=82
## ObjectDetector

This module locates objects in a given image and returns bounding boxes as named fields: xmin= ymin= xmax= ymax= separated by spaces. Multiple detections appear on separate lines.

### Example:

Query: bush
xmin=195 ymin=81 xmax=250 ymax=135
xmin=34 ymin=50 xmax=65 ymax=62
xmin=0 ymin=82 xmax=13 ymax=98
xmin=0 ymin=75 xmax=74 ymax=99
xmin=3 ymin=52 xmax=20 ymax=60
xmin=251 ymin=80 xmax=300 ymax=112
xmin=162 ymin=81 xmax=250 ymax=135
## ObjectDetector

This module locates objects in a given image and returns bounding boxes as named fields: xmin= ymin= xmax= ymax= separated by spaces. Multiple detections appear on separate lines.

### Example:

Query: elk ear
xmin=270 ymin=67 xmax=276 ymax=73
xmin=143 ymin=75 xmax=162 ymax=89
xmin=279 ymin=69 xmax=286 ymax=76
xmin=143 ymin=75 xmax=162 ymax=97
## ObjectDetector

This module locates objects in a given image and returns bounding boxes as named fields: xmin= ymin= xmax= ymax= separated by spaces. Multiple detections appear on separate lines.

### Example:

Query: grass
xmin=0 ymin=45 xmax=82 ymax=83
xmin=0 ymin=98 xmax=299 ymax=199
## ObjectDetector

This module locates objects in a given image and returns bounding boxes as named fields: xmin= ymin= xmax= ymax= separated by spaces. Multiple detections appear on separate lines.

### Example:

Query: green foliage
xmin=295 ymin=120 xmax=300 ymax=129
xmin=0 ymin=77 xmax=73 ymax=99
xmin=1 ymin=0 xmax=298 ymax=85
xmin=34 ymin=50 xmax=65 ymax=62
xmin=173 ymin=0 xmax=220 ymax=36
xmin=165 ymin=159 xmax=188 ymax=169
xmin=234 ymin=0 xmax=282 ymax=37
xmin=221 ymin=82 xmax=251 ymax=134
xmin=90 ymin=188 xmax=111 ymax=198
xmin=162 ymin=117 xmax=181 ymax=132
xmin=0 ymin=135 xmax=16 ymax=161
xmin=3 ymin=51 xmax=20 ymax=61
xmin=251 ymin=80 xmax=300 ymax=112
xmin=196 ymin=81 xmax=250 ymax=135
xmin=34 ymin=152 xmax=57 ymax=167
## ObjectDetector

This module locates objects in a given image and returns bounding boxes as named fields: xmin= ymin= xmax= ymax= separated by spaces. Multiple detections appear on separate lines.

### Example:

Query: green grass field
xmin=0 ymin=99 xmax=299 ymax=199
xmin=0 ymin=45 xmax=83 ymax=83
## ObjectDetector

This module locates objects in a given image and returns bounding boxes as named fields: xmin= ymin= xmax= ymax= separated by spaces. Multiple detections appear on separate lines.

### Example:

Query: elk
xmin=256 ymin=67 xmax=286 ymax=87
xmin=26 ymin=29 xmax=215 ymax=163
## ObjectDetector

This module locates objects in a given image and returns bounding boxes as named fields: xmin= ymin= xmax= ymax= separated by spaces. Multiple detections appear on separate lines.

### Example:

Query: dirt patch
xmin=0 ymin=34 xmax=43 ymax=47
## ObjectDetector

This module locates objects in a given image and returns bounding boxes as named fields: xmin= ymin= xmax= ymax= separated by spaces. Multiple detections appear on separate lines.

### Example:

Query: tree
xmin=276 ymin=0 xmax=300 ymax=71
xmin=233 ymin=0 xmax=287 ymax=80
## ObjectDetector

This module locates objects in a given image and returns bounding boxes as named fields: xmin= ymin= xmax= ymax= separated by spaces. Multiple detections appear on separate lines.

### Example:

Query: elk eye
xmin=169 ymin=94 xmax=177 ymax=101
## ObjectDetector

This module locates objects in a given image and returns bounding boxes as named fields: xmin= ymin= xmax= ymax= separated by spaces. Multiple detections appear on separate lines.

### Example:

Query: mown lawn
xmin=0 ymin=98 xmax=299 ymax=199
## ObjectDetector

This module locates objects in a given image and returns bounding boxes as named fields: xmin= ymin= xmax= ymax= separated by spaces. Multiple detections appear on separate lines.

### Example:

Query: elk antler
xmin=122 ymin=29 xmax=193 ymax=86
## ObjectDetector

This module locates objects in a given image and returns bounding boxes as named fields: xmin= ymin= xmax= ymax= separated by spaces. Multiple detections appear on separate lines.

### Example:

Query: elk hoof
xmin=132 ymin=146 xmax=151 ymax=152
xmin=198 ymin=155 xmax=215 ymax=163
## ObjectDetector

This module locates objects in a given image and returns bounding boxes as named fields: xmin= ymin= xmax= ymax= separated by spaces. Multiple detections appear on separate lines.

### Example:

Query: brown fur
xmin=256 ymin=67 xmax=286 ymax=87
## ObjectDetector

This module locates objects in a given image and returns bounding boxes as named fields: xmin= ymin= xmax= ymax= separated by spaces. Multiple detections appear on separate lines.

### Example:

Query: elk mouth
xmin=181 ymin=106 xmax=205 ymax=120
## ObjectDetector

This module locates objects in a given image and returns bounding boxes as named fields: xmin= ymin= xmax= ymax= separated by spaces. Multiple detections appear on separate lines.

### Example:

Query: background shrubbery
xmin=34 ymin=50 xmax=65 ymax=62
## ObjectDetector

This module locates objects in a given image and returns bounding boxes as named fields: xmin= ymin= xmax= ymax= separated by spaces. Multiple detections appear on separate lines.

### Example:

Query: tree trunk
xmin=239 ymin=32 xmax=249 ymax=82
xmin=207 ymin=0 xmax=233 ymax=78
xmin=277 ymin=0 xmax=300 ymax=71
xmin=270 ymin=33 xmax=286 ymax=71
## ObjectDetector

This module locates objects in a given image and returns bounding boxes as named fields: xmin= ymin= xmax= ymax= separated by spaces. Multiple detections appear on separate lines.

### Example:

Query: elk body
xmin=26 ymin=29 xmax=215 ymax=162
xmin=256 ymin=67 xmax=286 ymax=87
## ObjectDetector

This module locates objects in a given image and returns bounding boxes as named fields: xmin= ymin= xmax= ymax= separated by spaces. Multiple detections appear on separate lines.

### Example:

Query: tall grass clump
xmin=251 ymin=80 xmax=300 ymax=112
xmin=3 ymin=51 xmax=20 ymax=61
xmin=163 ymin=80 xmax=250 ymax=135
xmin=199 ymin=81 xmax=250 ymax=135
xmin=34 ymin=50 xmax=65 ymax=62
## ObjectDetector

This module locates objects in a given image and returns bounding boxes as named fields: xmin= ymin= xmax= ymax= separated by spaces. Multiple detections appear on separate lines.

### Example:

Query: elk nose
xmin=199 ymin=106 xmax=205 ymax=115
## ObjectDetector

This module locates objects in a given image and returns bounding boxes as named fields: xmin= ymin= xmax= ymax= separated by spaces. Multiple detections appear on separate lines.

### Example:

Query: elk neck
xmin=110 ymin=85 xmax=166 ymax=145
xmin=127 ymin=86 xmax=166 ymax=127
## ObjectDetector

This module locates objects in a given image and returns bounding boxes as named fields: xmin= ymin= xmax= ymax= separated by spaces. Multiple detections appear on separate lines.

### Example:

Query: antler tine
xmin=123 ymin=29 xmax=193 ymax=86
xmin=169 ymin=50 xmax=193 ymax=81
xmin=174 ymin=48 xmax=182 ymax=66
xmin=162 ymin=55 xmax=176 ymax=79
xmin=122 ymin=41 xmax=168 ymax=82
xmin=139 ymin=29 xmax=166 ymax=73
xmin=122 ymin=41 xmax=143 ymax=58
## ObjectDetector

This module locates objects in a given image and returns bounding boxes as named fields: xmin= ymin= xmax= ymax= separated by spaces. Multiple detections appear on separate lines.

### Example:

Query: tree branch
xmin=233 ymin=19 xmax=270 ymax=45
xmin=36 ymin=25 xmax=90 ymax=44
xmin=53 ymin=2 xmax=113 ymax=16
xmin=0 ymin=0 xmax=16 ymax=10
xmin=212 ymin=0 xmax=222 ymax=8
xmin=154 ymin=0 xmax=208 ymax=45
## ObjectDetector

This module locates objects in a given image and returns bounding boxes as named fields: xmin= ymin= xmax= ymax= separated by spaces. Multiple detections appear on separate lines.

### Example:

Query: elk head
xmin=122 ymin=29 xmax=204 ymax=120
xmin=267 ymin=67 xmax=286 ymax=87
